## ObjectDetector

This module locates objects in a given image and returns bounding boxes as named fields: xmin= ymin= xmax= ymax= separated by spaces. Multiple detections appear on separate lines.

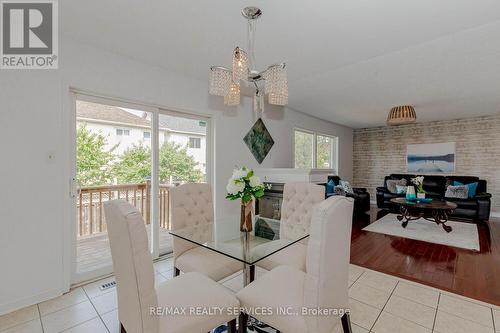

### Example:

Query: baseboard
xmin=0 ymin=287 xmax=62 ymax=316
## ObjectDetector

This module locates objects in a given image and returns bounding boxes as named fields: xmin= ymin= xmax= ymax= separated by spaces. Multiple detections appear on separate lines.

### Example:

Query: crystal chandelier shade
xmin=268 ymin=91 xmax=288 ymax=106
xmin=209 ymin=7 xmax=288 ymax=108
xmin=232 ymin=47 xmax=248 ymax=83
xmin=209 ymin=67 xmax=232 ymax=96
xmin=263 ymin=64 xmax=287 ymax=92
xmin=224 ymin=82 xmax=240 ymax=106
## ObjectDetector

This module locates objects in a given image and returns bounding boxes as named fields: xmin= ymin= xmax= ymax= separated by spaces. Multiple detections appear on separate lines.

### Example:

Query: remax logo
xmin=1 ymin=0 xmax=58 ymax=69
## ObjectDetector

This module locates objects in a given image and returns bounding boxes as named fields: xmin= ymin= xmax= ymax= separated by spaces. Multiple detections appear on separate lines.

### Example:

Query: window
xmin=316 ymin=134 xmax=336 ymax=169
xmin=294 ymin=130 xmax=314 ymax=168
xmin=116 ymin=128 xmax=130 ymax=136
xmin=143 ymin=131 xmax=151 ymax=139
xmin=189 ymin=137 xmax=201 ymax=149
xmin=294 ymin=129 xmax=338 ymax=170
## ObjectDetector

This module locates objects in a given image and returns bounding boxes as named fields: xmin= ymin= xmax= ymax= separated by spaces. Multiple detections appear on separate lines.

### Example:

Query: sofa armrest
xmin=475 ymin=193 xmax=491 ymax=221
xmin=353 ymin=187 xmax=367 ymax=193
xmin=345 ymin=192 xmax=356 ymax=199
xmin=475 ymin=192 xmax=492 ymax=200
xmin=376 ymin=186 xmax=389 ymax=194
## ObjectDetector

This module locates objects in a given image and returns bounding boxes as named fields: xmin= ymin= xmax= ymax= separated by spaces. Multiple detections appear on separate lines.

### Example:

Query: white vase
xmin=417 ymin=192 xmax=426 ymax=199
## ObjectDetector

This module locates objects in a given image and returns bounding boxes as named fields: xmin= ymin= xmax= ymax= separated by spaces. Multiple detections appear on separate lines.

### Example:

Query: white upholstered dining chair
xmin=170 ymin=183 xmax=242 ymax=281
xmin=237 ymin=196 xmax=354 ymax=333
xmin=104 ymin=200 xmax=239 ymax=333
xmin=255 ymin=182 xmax=325 ymax=272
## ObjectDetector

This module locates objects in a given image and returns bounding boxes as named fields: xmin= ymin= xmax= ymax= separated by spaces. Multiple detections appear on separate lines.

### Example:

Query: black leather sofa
xmin=326 ymin=176 xmax=371 ymax=214
xmin=376 ymin=173 xmax=492 ymax=222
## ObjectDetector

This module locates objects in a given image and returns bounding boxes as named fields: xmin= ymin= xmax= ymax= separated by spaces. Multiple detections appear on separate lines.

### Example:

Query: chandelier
xmin=387 ymin=105 xmax=417 ymax=125
xmin=209 ymin=7 xmax=288 ymax=108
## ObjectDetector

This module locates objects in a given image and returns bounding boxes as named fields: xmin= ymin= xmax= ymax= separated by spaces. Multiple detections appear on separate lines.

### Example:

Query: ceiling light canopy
xmin=387 ymin=105 xmax=417 ymax=126
xmin=209 ymin=7 xmax=288 ymax=108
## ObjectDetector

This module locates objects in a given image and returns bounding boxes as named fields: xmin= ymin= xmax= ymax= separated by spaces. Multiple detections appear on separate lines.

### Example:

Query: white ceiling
xmin=60 ymin=0 xmax=500 ymax=128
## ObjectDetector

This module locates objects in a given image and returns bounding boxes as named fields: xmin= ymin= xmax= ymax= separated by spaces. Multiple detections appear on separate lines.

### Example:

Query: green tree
xmin=113 ymin=141 xmax=204 ymax=184
xmin=159 ymin=141 xmax=204 ymax=183
xmin=76 ymin=125 xmax=116 ymax=186
xmin=114 ymin=144 xmax=152 ymax=183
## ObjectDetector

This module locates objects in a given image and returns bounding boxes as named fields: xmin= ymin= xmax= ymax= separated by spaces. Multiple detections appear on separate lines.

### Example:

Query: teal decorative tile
xmin=243 ymin=118 xmax=274 ymax=164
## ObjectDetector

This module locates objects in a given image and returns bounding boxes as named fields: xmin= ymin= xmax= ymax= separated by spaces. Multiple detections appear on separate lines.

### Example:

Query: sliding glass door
xmin=157 ymin=111 xmax=209 ymax=255
xmin=72 ymin=94 xmax=211 ymax=283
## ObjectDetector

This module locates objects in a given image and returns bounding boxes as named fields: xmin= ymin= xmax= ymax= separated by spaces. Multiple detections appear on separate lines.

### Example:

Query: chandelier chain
xmin=247 ymin=19 xmax=256 ymax=72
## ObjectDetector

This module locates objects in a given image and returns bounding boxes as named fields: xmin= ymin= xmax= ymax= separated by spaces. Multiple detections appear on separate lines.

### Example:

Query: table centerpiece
xmin=226 ymin=166 xmax=268 ymax=232
xmin=412 ymin=176 xmax=426 ymax=199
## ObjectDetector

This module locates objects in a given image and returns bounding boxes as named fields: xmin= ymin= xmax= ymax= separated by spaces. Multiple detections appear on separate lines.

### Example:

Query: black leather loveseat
xmin=376 ymin=173 xmax=491 ymax=222
xmin=326 ymin=176 xmax=371 ymax=214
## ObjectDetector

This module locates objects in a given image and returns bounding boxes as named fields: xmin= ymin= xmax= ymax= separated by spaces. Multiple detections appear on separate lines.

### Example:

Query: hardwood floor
xmin=351 ymin=207 xmax=500 ymax=306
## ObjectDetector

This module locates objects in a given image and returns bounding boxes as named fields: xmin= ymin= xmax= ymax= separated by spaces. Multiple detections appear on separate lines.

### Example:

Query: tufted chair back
xmin=104 ymin=200 xmax=159 ymax=333
xmin=304 ymin=196 xmax=354 ymax=333
xmin=170 ymin=183 xmax=214 ymax=258
xmin=280 ymin=182 xmax=325 ymax=240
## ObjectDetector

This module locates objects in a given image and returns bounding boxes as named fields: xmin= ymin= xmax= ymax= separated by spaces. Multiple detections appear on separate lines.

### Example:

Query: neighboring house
xmin=159 ymin=114 xmax=207 ymax=174
xmin=76 ymin=101 xmax=207 ymax=174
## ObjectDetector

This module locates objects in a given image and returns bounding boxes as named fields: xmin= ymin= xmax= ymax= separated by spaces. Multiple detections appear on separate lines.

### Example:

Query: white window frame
xmin=293 ymin=128 xmax=338 ymax=172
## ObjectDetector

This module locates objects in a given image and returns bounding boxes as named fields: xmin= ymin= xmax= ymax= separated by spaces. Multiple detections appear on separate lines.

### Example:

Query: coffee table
xmin=390 ymin=198 xmax=458 ymax=233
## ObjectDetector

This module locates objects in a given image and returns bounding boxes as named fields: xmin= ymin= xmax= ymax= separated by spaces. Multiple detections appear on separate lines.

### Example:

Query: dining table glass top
xmin=168 ymin=217 xmax=309 ymax=266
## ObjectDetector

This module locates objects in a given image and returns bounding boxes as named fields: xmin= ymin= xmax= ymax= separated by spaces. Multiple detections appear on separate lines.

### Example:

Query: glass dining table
xmin=169 ymin=216 xmax=309 ymax=287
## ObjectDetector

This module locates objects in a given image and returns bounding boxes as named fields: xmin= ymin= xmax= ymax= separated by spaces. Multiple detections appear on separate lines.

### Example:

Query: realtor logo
xmin=1 ymin=0 xmax=58 ymax=69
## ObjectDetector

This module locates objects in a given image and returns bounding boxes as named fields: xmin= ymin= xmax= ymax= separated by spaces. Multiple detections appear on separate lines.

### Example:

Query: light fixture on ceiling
xmin=209 ymin=6 xmax=288 ymax=108
xmin=387 ymin=105 xmax=417 ymax=125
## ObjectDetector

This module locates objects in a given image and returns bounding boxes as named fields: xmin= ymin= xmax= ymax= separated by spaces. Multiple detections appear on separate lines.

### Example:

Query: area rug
xmin=362 ymin=213 xmax=480 ymax=251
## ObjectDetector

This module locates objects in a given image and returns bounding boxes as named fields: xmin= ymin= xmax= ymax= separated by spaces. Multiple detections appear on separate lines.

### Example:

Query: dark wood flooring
xmin=351 ymin=207 xmax=500 ymax=306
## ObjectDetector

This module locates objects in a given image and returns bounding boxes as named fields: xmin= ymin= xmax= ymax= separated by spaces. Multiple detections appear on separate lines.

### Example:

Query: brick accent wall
xmin=353 ymin=113 xmax=500 ymax=213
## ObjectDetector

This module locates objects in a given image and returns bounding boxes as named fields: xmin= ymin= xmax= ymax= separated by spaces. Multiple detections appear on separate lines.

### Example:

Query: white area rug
xmin=363 ymin=213 xmax=480 ymax=251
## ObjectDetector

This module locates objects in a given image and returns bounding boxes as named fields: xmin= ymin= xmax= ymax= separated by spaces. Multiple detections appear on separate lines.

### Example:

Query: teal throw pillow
xmin=454 ymin=181 xmax=478 ymax=198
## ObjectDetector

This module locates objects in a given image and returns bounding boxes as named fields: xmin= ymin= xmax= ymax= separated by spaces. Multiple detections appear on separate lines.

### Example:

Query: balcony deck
xmin=76 ymin=182 xmax=173 ymax=274
xmin=77 ymin=225 xmax=173 ymax=274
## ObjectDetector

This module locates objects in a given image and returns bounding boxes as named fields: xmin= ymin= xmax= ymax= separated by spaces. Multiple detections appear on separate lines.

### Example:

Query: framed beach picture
xmin=407 ymin=142 xmax=455 ymax=173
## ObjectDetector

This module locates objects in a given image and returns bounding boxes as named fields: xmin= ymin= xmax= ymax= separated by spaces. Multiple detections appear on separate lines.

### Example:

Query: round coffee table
xmin=390 ymin=198 xmax=458 ymax=233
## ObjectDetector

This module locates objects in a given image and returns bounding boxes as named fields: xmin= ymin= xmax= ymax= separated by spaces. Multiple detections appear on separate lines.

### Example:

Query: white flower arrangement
xmin=411 ymin=176 xmax=425 ymax=194
xmin=225 ymin=167 xmax=270 ymax=204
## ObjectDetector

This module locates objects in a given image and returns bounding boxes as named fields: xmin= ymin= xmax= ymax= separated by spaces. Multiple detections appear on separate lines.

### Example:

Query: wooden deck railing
xmin=77 ymin=182 xmax=171 ymax=238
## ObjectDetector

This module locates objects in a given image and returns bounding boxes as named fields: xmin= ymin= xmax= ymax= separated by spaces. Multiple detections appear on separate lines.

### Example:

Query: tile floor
xmin=1 ymin=257 xmax=499 ymax=333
